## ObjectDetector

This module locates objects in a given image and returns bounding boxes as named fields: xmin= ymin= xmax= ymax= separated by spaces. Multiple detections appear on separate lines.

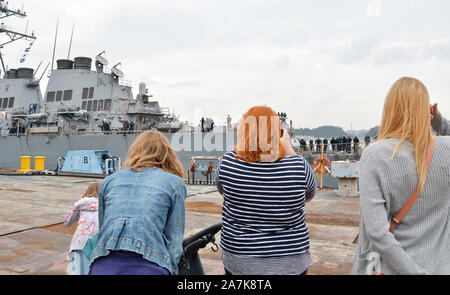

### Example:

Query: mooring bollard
xmin=34 ymin=156 xmax=46 ymax=171
xmin=331 ymin=160 xmax=360 ymax=197
xmin=17 ymin=156 xmax=32 ymax=173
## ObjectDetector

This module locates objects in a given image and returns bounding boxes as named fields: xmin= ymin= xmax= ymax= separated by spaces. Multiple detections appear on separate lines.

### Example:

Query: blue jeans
xmin=88 ymin=251 xmax=170 ymax=275
xmin=68 ymin=250 xmax=91 ymax=275
xmin=224 ymin=268 xmax=308 ymax=275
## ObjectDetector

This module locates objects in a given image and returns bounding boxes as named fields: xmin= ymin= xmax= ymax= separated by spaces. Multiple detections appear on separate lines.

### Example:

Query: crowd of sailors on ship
xmin=7 ymin=123 xmax=26 ymax=135
xmin=298 ymin=135 xmax=368 ymax=154
xmin=200 ymin=117 xmax=215 ymax=132
xmin=121 ymin=120 xmax=135 ymax=132
xmin=198 ymin=115 xmax=234 ymax=132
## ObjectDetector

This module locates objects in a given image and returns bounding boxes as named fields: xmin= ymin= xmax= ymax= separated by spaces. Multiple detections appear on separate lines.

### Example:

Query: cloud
xmin=367 ymin=39 xmax=450 ymax=65
xmin=2 ymin=0 xmax=450 ymax=130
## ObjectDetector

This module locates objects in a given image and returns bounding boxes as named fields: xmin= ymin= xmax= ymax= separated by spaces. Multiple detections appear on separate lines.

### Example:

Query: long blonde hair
xmin=82 ymin=182 xmax=100 ymax=198
xmin=377 ymin=77 xmax=435 ymax=193
xmin=122 ymin=131 xmax=185 ymax=178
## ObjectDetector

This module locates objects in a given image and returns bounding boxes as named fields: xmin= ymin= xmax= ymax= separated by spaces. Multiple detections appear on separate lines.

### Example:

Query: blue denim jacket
xmin=89 ymin=167 xmax=186 ymax=275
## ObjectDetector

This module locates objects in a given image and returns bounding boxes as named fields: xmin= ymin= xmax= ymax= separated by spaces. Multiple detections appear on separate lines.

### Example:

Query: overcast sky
xmin=2 ymin=0 xmax=450 ymax=130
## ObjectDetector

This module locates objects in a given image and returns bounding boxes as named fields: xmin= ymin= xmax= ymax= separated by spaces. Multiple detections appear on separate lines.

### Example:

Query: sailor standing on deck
xmin=205 ymin=118 xmax=210 ymax=132
xmin=315 ymin=138 xmax=322 ymax=152
xmin=353 ymin=136 xmax=360 ymax=154
xmin=323 ymin=138 xmax=328 ymax=153
xmin=102 ymin=119 xmax=111 ymax=133
xmin=300 ymin=138 xmax=307 ymax=154
xmin=128 ymin=121 xmax=135 ymax=132
xmin=364 ymin=134 xmax=371 ymax=147
xmin=340 ymin=136 xmax=346 ymax=152
xmin=210 ymin=118 xmax=215 ymax=132
xmin=122 ymin=121 xmax=129 ymax=132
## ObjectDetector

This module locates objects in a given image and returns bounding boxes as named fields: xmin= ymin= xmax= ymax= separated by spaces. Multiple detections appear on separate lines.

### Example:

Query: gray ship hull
xmin=0 ymin=131 xmax=359 ymax=188
xmin=0 ymin=132 xmax=235 ymax=170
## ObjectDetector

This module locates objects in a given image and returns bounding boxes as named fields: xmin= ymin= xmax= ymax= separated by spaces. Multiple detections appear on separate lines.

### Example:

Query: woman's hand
xmin=430 ymin=103 xmax=440 ymax=120
xmin=281 ymin=128 xmax=296 ymax=156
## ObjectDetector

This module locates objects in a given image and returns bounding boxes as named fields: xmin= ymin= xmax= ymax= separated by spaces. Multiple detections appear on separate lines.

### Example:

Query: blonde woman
xmin=352 ymin=77 xmax=450 ymax=275
xmin=88 ymin=131 xmax=187 ymax=275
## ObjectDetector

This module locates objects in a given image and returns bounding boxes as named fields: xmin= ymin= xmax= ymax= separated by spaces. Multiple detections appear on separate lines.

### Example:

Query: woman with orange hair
xmin=352 ymin=77 xmax=450 ymax=275
xmin=88 ymin=131 xmax=186 ymax=275
xmin=215 ymin=106 xmax=317 ymax=275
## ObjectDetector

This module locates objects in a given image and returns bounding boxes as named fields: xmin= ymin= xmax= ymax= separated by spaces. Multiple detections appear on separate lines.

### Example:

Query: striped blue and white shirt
xmin=216 ymin=150 xmax=317 ymax=258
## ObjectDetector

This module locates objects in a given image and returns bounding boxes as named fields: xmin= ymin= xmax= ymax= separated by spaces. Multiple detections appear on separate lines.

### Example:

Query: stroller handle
xmin=183 ymin=222 xmax=222 ymax=248
xmin=178 ymin=222 xmax=222 ymax=275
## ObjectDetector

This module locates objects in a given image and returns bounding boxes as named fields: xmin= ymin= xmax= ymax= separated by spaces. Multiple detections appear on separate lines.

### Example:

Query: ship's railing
xmin=8 ymin=132 xmax=27 ymax=136
xmin=159 ymin=107 xmax=171 ymax=115
xmin=189 ymin=122 xmax=237 ymax=132
xmin=6 ymin=126 xmax=374 ymax=151
xmin=119 ymin=79 xmax=131 ymax=87
xmin=63 ymin=125 xmax=235 ymax=136
xmin=64 ymin=129 xmax=147 ymax=136
xmin=101 ymin=67 xmax=131 ymax=87
xmin=294 ymin=141 xmax=372 ymax=154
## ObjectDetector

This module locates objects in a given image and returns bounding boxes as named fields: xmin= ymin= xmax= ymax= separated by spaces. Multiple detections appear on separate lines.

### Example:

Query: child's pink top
xmin=64 ymin=197 xmax=99 ymax=252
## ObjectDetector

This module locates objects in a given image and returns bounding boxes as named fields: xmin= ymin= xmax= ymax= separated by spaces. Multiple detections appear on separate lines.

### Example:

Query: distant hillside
xmin=346 ymin=129 xmax=369 ymax=138
xmin=295 ymin=126 xmax=349 ymax=138
xmin=294 ymin=125 xmax=380 ymax=139
xmin=367 ymin=126 xmax=380 ymax=138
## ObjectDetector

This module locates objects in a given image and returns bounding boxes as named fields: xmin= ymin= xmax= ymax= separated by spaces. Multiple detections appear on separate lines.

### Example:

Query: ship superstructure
xmin=0 ymin=1 xmax=315 ymax=179
xmin=0 ymin=0 xmax=41 ymax=136
xmin=39 ymin=53 xmax=183 ymax=134
xmin=0 ymin=1 xmax=232 ymax=173
xmin=0 ymin=0 xmax=183 ymax=137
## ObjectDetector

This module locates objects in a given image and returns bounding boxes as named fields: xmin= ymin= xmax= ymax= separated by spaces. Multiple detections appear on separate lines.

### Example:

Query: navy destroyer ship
xmin=0 ymin=1 xmax=243 ymax=173
xmin=0 ymin=1 xmax=357 ymax=190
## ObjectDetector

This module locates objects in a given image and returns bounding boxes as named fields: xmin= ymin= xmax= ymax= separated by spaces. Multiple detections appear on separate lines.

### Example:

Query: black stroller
xmin=178 ymin=222 xmax=222 ymax=275
xmin=80 ymin=222 xmax=222 ymax=275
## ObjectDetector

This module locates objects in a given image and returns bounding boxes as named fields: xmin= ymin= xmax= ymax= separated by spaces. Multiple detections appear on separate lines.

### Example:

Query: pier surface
xmin=0 ymin=174 xmax=359 ymax=275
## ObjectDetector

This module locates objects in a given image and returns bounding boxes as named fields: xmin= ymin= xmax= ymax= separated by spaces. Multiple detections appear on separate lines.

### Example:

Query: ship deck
xmin=0 ymin=174 xmax=359 ymax=275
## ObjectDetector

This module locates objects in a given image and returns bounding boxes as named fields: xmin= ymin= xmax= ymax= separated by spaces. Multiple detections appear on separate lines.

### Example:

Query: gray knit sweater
xmin=351 ymin=115 xmax=450 ymax=275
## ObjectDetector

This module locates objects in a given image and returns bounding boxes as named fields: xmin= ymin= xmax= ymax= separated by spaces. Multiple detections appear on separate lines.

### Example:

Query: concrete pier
xmin=0 ymin=174 xmax=359 ymax=275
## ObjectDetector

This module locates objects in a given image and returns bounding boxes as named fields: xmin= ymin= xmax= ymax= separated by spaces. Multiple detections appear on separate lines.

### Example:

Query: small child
xmin=64 ymin=182 xmax=100 ymax=275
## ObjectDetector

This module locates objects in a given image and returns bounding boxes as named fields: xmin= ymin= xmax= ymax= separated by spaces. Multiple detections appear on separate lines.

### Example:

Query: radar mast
xmin=0 ymin=0 xmax=36 ymax=77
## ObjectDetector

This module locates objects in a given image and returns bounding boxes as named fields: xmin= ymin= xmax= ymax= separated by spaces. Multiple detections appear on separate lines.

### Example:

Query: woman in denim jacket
xmin=88 ymin=131 xmax=187 ymax=275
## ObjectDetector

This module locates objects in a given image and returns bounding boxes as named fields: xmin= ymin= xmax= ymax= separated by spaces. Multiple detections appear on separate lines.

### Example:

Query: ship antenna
xmin=67 ymin=21 xmax=75 ymax=59
xmin=50 ymin=17 xmax=59 ymax=71
xmin=0 ymin=51 xmax=6 ymax=78
xmin=37 ymin=62 xmax=50 ymax=83
xmin=30 ymin=60 xmax=42 ymax=80
xmin=0 ymin=0 xmax=36 ymax=75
